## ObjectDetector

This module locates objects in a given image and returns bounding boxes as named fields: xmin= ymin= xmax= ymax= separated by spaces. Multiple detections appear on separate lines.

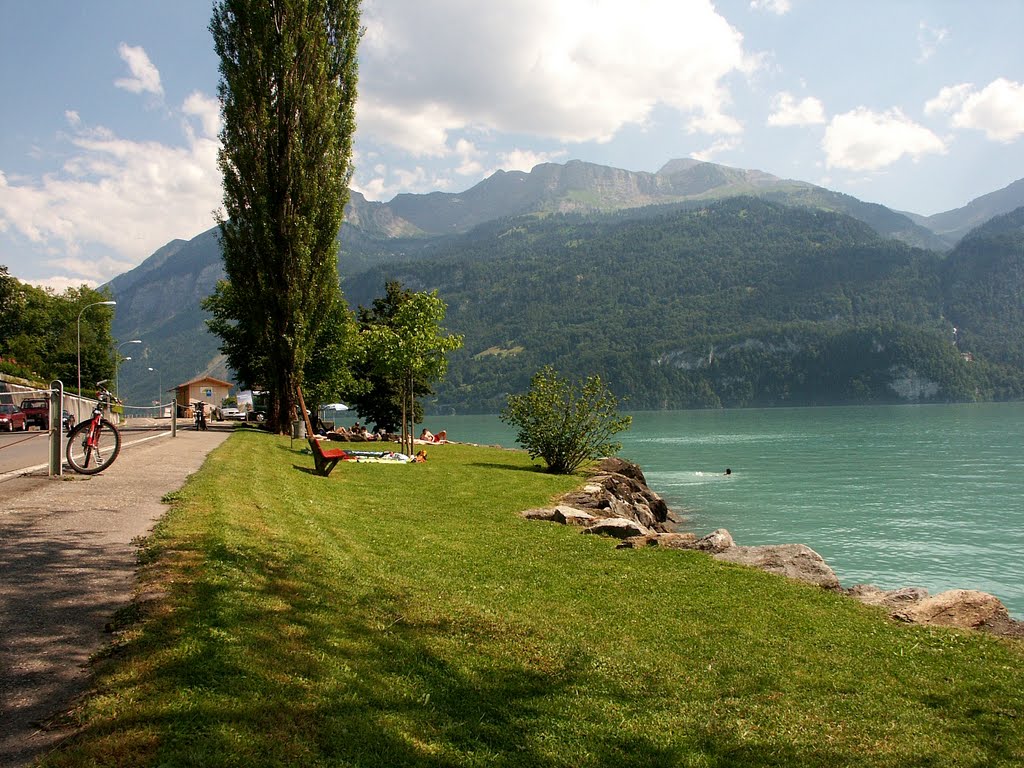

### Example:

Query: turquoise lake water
xmin=430 ymin=403 xmax=1024 ymax=619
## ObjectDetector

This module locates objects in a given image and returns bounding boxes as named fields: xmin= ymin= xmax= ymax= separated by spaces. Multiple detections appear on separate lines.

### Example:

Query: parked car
xmin=220 ymin=407 xmax=245 ymax=420
xmin=19 ymin=398 xmax=50 ymax=429
xmin=0 ymin=404 xmax=28 ymax=431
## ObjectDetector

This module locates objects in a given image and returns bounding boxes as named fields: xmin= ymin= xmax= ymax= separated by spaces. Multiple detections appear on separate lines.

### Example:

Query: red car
xmin=0 ymin=403 xmax=28 ymax=431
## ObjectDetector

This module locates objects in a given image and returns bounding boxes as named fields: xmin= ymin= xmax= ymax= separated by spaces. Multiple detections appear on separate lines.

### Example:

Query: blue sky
xmin=1 ymin=0 xmax=1022 ymax=290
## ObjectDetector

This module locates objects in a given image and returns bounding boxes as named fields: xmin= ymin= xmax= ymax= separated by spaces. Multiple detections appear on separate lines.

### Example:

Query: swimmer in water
xmin=724 ymin=468 xmax=732 ymax=476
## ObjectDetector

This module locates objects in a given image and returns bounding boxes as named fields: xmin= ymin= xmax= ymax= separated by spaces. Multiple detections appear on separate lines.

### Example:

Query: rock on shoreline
xmin=521 ymin=457 xmax=1023 ymax=639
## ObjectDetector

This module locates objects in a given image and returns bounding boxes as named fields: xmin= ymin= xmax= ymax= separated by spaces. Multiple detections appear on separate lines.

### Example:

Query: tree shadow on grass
xmin=468 ymin=461 xmax=549 ymax=474
xmin=40 ymin=526 xmax=1023 ymax=768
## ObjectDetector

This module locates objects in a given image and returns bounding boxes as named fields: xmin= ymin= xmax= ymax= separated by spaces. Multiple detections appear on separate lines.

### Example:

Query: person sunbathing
xmin=432 ymin=430 xmax=447 ymax=443
xmin=326 ymin=426 xmax=353 ymax=441
xmin=419 ymin=428 xmax=434 ymax=441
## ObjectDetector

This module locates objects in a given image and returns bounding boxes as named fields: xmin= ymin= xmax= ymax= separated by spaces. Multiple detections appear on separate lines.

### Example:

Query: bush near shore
xmin=42 ymin=432 xmax=1024 ymax=768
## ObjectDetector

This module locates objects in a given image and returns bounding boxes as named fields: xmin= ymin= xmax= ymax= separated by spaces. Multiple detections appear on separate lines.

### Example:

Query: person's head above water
xmin=724 ymin=468 xmax=732 ymax=475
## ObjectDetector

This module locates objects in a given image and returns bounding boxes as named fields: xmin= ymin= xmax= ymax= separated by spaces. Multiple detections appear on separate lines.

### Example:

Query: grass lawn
xmin=41 ymin=431 xmax=1024 ymax=767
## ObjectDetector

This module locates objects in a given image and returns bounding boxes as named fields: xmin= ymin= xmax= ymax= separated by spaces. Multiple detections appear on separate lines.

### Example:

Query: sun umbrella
xmin=324 ymin=403 xmax=349 ymax=411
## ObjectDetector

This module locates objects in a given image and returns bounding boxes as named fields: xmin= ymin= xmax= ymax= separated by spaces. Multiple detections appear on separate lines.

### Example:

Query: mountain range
xmin=107 ymin=158 xmax=1024 ymax=412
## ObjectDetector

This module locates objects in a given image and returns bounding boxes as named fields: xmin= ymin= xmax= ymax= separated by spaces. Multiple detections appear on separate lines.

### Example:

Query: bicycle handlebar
xmin=95 ymin=384 xmax=122 ymax=406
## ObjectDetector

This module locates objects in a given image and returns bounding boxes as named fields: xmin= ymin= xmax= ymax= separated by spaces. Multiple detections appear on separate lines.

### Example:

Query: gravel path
xmin=0 ymin=428 xmax=231 ymax=767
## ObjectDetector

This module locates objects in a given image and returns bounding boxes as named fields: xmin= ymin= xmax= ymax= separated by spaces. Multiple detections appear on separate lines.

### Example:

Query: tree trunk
xmin=407 ymin=368 xmax=415 ymax=456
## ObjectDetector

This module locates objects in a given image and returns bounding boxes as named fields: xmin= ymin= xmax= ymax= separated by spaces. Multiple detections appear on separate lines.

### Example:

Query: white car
xmin=220 ymin=407 xmax=245 ymax=420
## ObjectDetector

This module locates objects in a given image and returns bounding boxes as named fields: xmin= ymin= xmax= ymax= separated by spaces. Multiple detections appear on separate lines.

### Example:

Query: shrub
xmin=501 ymin=365 xmax=632 ymax=474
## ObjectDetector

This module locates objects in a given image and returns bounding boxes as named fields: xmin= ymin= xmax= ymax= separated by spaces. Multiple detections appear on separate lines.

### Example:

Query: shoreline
xmin=510 ymin=452 xmax=1024 ymax=639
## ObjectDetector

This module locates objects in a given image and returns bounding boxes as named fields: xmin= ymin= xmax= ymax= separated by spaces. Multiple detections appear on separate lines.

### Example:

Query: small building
xmin=174 ymin=376 xmax=234 ymax=414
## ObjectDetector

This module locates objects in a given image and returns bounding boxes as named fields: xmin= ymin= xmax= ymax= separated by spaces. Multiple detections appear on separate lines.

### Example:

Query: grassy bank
xmin=43 ymin=431 xmax=1023 ymax=767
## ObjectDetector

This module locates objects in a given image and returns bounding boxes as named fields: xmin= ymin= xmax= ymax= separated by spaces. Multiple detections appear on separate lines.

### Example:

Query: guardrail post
xmin=49 ymin=380 xmax=63 ymax=477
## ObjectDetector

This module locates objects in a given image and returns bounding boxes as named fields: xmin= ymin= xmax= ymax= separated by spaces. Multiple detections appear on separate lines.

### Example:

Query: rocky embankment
xmin=522 ymin=457 xmax=1023 ymax=639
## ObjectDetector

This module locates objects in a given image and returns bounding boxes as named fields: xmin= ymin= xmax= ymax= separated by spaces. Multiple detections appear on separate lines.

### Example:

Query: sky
xmin=1 ymin=0 xmax=1023 ymax=291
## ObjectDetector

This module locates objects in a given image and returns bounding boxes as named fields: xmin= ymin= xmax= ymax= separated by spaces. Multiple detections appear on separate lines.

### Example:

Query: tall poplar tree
xmin=209 ymin=0 xmax=361 ymax=433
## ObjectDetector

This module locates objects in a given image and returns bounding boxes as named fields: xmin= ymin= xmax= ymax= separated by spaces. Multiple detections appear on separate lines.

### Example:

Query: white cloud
xmin=750 ymin=0 xmax=791 ymax=14
xmin=916 ymin=22 xmax=949 ymax=63
xmin=359 ymin=0 xmax=752 ymax=155
xmin=114 ymin=43 xmax=163 ymax=96
xmin=924 ymin=83 xmax=973 ymax=117
xmin=767 ymin=92 xmax=826 ymax=126
xmin=352 ymin=164 xmax=434 ymax=201
xmin=691 ymin=137 xmax=741 ymax=162
xmin=0 ymin=109 xmax=221 ymax=283
xmin=28 ymin=275 xmax=102 ymax=292
xmin=182 ymin=92 xmax=222 ymax=139
xmin=493 ymin=148 xmax=567 ymax=173
xmin=942 ymin=79 xmax=1024 ymax=143
xmin=823 ymin=107 xmax=946 ymax=171
xmin=453 ymin=138 xmax=486 ymax=176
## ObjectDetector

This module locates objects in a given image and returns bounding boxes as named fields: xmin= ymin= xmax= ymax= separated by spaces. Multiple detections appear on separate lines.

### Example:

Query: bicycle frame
xmin=83 ymin=409 xmax=104 ymax=447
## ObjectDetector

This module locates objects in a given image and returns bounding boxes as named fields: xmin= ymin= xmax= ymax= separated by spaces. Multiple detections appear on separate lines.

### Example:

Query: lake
xmin=429 ymin=403 xmax=1024 ymax=619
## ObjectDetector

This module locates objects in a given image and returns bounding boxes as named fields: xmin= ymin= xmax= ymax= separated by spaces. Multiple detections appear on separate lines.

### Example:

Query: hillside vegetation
xmin=41 ymin=433 xmax=1024 ymax=767
xmin=344 ymin=199 xmax=1024 ymax=412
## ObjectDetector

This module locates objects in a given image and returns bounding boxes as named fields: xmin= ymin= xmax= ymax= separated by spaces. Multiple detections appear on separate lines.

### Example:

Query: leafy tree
xmin=209 ymin=0 xmax=361 ymax=433
xmin=0 ymin=270 xmax=114 ymax=389
xmin=301 ymin=293 xmax=363 ymax=416
xmin=0 ymin=266 xmax=16 ymax=338
xmin=501 ymin=365 xmax=632 ymax=474
xmin=361 ymin=288 xmax=463 ymax=455
xmin=347 ymin=282 xmax=430 ymax=433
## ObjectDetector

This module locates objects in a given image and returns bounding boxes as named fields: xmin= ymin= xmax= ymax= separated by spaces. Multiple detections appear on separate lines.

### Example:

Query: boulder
xmin=595 ymin=457 xmax=648 ymax=485
xmin=582 ymin=517 xmax=650 ymax=539
xmin=665 ymin=510 xmax=689 ymax=526
xmin=552 ymin=506 xmax=595 ymax=526
xmin=847 ymin=584 xmax=929 ymax=610
xmin=892 ymin=589 xmax=1015 ymax=631
xmin=561 ymin=469 xmax=671 ymax=528
xmin=616 ymin=532 xmax=698 ymax=550
xmin=690 ymin=528 xmax=734 ymax=553
xmin=713 ymin=543 xmax=841 ymax=590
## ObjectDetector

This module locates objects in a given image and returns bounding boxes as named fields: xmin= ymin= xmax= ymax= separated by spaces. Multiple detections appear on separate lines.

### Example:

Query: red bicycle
xmin=66 ymin=382 xmax=122 ymax=475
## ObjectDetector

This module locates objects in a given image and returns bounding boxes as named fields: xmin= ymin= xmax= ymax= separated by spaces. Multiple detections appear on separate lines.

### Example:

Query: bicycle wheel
xmin=66 ymin=418 xmax=122 ymax=475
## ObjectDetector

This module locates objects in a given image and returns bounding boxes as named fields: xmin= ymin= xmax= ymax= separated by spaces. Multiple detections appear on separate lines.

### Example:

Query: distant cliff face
xmin=347 ymin=158 xmax=951 ymax=251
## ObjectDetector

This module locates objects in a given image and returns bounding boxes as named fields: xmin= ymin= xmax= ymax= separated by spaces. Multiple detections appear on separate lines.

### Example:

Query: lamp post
xmin=114 ymin=339 xmax=142 ymax=399
xmin=77 ymin=300 xmax=116 ymax=420
xmin=148 ymin=367 xmax=161 ymax=418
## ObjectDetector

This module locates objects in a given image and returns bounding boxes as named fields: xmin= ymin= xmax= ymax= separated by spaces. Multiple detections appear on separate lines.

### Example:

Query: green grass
xmin=42 ymin=431 xmax=1024 ymax=767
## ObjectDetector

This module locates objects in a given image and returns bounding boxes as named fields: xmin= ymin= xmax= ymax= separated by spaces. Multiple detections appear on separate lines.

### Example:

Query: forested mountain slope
xmin=345 ymin=198 xmax=1024 ymax=412
xmin=942 ymin=207 xmax=1024 ymax=376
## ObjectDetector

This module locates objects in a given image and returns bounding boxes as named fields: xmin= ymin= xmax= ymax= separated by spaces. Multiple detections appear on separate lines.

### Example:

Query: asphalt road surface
xmin=0 ymin=428 xmax=231 ymax=767
xmin=0 ymin=423 xmax=178 ymax=478
xmin=0 ymin=429 xmax=51 ymax=477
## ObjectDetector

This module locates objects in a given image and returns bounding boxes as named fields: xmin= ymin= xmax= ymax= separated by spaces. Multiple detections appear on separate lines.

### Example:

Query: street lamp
xmin=148 ymin=367 xmax=162 ymax=418
xmin=77 ymin=300 xmax=116 ymax=420
xmin=114 ymin=339 xmax=142 ymax=399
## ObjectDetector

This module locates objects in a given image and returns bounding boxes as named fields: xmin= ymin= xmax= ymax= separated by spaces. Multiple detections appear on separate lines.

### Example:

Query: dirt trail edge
xmin=0 ymin=428 xmax=231 ymax=768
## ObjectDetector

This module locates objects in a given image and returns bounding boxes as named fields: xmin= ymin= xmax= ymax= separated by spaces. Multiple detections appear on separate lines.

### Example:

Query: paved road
xmin=0 ymin=422 xmax=181 ymax=477
xmin=0 ymin=430 xmax=51 ymax=477
xmin=0 ymin=428 xmax=231 ymax=767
